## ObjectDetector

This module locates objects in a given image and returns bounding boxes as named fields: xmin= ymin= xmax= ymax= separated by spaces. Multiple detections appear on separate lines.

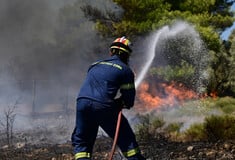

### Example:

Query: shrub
xmin=164 ymin=122 xmax=182 ymax=133
xmin=135 ymin=114 xmax=152 ymax=141
xmin=215 ymin=97 xmax=235 ymax=114
xmin=135 ymin=114 xmax=165 ymax=141
xmin=164 ymin=122 xmax=183 ymax=141
xmin=184 ymin=123 xmax=207 ymax=141
xmin=151 ymin=116 xmax=165 ymax=132
xmin=150 ymin=60 xmax=195 ymax=85
xmin=204 ymin=114 xmax=235 ymax=141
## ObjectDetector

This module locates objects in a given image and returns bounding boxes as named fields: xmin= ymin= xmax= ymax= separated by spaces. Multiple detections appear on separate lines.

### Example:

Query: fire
xmin=136 ymin=81 xmax=198 ymax=111
xmin=200 ymin=91 xmax=218 ymax=99
xmin=137 ymin=82 xmax=164 ymax=107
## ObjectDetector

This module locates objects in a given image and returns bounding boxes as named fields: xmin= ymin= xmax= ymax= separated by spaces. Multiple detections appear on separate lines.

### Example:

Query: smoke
xmin=0 ymin=1 xmax=102 ymax=101
xmin=0 ymin=0 xmax=91 ymax=81
xmin=0 ymin=0 xmax=60 ymax=60
xmin=0 ymin=0 xmax=123 ymax=138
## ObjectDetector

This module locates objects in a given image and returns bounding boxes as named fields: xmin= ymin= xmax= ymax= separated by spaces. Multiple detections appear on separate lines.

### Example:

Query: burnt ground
xmin=0 ymin=136 xmax=235 ymax=160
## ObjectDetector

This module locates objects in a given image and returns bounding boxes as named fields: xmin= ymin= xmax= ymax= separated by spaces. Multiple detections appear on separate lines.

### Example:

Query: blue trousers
xmin=71 ymin=98 xmax=145 ymax=160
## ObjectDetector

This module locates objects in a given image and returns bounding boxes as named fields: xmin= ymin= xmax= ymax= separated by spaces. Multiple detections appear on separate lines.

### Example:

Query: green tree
xmin=80 ymin=0 xmax=235 ymax=96
xmin=83 ymin=0 xmax=234 ymax=51
xmin=206 ymin=28 xmax=235 ymax=97
xmin=223 ymin=29 xmax=235 ymax=95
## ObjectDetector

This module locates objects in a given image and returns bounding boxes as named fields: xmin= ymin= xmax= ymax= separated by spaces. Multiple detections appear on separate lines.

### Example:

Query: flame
xmin=200 ymin=91 xmax=218 ymax=99
xmin=138 ymin=82 xmax=164 ymax=107
xmin=136 ymin=81 xmax=198 ymax=111
xmin=209 ymin=91 xmax=218 ymax=99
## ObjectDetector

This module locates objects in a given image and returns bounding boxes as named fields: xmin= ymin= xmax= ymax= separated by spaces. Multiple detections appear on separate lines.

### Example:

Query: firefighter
xmin=71 ymin=36 xmax=146 ymax=160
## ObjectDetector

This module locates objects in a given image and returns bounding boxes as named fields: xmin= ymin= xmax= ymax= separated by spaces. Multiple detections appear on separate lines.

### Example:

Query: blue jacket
xmin=77 ymin=55 xmax=136 ymax=108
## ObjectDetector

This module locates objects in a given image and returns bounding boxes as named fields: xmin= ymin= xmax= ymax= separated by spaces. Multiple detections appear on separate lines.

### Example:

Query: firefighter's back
xmin=77 ymin=55 xmax=134 ymax=107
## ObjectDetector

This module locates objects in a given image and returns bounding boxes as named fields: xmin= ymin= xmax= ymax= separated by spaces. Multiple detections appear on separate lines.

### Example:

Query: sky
xmin=220 ymin=3 xmax=235 ymax=40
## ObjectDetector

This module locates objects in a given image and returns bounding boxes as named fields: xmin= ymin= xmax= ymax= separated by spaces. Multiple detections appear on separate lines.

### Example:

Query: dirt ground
xmin=0 ymin=136 xmax=235 ymax=160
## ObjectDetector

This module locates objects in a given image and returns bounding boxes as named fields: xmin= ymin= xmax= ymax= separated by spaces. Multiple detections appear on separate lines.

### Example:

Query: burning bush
xmin=136 ymin=81 xmax=198 ymax=111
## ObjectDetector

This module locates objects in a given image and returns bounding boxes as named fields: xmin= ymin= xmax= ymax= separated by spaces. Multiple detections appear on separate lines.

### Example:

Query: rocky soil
xmin=0 ymin=136 xmax=235 ymax=160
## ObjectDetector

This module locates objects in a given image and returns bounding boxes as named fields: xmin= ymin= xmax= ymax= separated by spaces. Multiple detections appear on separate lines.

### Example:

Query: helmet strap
xmin=110 ymin=49 xmax=129 ymax=65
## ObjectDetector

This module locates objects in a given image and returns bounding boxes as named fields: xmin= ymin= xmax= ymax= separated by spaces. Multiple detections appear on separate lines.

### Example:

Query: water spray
xmin=135 ymin=26 xmax=169 ymax=88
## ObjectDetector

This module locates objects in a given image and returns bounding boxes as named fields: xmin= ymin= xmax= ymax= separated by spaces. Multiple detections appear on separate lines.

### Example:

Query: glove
xmin=114 ymin=97 xmax=124 ymax=110
xmin=114 ymin=97 xmax=130 ymax=110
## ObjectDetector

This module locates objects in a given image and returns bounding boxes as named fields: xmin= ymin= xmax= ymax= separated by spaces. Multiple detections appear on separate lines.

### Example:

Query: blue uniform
xmin=71 ymin=55 xmax=145 ymax=160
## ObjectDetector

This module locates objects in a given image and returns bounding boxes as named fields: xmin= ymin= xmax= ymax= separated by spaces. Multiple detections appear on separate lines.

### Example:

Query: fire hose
xmin=108 ymin=110 xmax=122 ymax=160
